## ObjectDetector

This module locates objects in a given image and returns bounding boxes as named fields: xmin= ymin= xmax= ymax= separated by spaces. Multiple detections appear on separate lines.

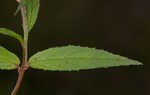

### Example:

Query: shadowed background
xmin=0 ymin=0 xmax=146 ymax=95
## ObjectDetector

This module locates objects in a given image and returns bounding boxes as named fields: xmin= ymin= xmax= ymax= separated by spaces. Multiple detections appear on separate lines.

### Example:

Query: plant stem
xmin=11 ymin=0 xmax=29 ymax=95
xmin=11 ymin=46 xmax=27 ymax=95
xmin=10 ymin=56 xmax=25 ymax=95
xmin=10 ymin=71 xmax=24 ymax=95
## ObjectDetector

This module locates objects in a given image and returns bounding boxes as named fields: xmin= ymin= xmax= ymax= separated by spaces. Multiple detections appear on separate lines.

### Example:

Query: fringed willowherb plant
xmin=0 ymin=0 xmax=142 ymax=95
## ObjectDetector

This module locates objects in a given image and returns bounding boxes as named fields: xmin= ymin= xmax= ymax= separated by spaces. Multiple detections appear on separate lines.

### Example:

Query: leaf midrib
xmin=30 ymin=57 xmax=131 ymax=62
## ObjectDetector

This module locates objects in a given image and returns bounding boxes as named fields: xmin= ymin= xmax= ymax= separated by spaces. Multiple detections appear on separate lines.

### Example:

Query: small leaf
xmin=15 ymin=0 xmax=26 ymax=15
xmin=0 ymin=28 xmax=23 ymax=44
xmin=29 ymin=45 xmax=142 ymax=71
xmin=0 ymin=46 xmax=20 ymax=70
xmin=16 ymin=0 xmax=40 ymax=32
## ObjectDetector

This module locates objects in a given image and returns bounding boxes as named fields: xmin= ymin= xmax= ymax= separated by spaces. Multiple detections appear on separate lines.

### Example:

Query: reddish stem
xmin=11 ymin=0 xmax=28 ymax=94
xmin=11 ymin=68 xmax=25 ymax=95
xmin=11 ymin=45 xmax=29 ymax=95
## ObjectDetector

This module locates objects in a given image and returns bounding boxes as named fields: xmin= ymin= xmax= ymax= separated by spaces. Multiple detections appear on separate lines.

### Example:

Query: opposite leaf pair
xmin=0 ymin=43 xmax=142 ymax=71
xmin=0 ymin=0 xmax=142 ymax=71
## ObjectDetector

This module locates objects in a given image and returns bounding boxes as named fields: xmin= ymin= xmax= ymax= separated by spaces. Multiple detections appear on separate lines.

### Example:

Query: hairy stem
xmin=11 ymin=0 xmax=29 ymax=95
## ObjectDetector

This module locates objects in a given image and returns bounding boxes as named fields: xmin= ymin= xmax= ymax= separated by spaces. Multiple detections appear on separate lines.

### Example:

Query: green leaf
xmin=29 ymin=45 xmax=142 ymax=71
xmin=16 ymin=0 xmax=40 ymax=32
xmin=0 ymin=28 xmax=23 ymax=44
xmin=0 ymin=46 xmax=20 ymax=70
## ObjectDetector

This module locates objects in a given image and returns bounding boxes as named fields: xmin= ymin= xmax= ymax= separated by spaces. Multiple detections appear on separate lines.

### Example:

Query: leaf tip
xmin=136 ymin=61 xmax=143 ymax=65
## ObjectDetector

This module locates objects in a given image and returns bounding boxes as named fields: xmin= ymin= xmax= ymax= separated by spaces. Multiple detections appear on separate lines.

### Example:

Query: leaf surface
xmin=16 ymin=0 xmax=40 ymax=32
xmin=0 ymin=28 xmax=23 ymax=43
xmin=0 ymin=46 xmax=20 ymax=70
xmin=29 ymin=45 xmax=142 ymax=71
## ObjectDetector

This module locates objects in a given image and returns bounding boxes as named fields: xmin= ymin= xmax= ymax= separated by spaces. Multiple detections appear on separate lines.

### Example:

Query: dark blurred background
xmin=0 ymin=0 xmax=146 ymax=95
